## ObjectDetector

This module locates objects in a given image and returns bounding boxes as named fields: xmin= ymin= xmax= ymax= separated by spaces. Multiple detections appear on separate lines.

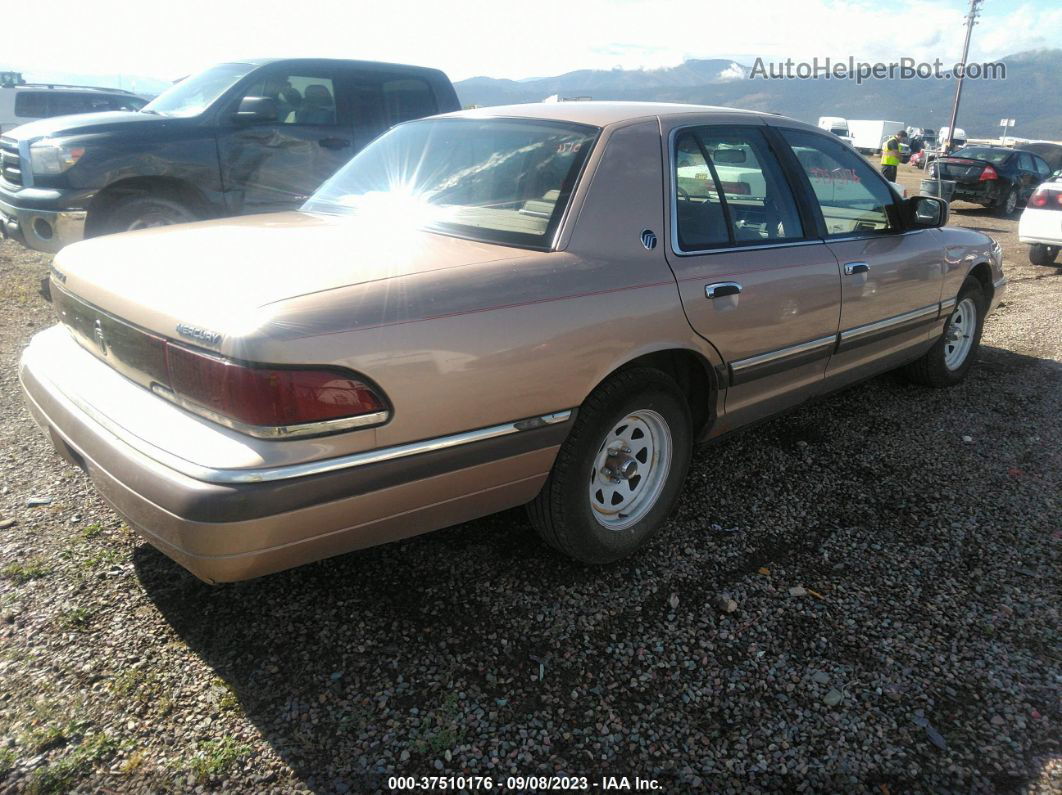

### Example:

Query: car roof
xmin=439 ymin=101 xmax=781 ymax=128
xmin=232 ymin=57 xmax=446 ymax=75
xmin=5 ymin=84 xmax=137 ymax=95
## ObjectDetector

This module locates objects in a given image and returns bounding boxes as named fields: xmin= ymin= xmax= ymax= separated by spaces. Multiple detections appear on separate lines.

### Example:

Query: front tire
xmin=104 ymin=195 xmax=198 ymax=234
xmin=904 ymin=276 xmax=986 ymax=387
xmin=527 ymin=368 xmax=693 ymax=564
xmin=1029 ymin=244 xmax=1060 ymax=266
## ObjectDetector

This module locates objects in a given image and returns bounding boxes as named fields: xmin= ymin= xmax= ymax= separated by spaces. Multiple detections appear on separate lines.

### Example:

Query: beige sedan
xmin=20 ymin=102 xmax=1006 ymax=582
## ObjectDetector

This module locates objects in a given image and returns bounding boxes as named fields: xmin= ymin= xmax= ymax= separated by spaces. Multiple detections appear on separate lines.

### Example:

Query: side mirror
xmin=907 ymin=195 xmax=948 ymax=228
xmin=234 ymin=96 xmax=279 ymax=123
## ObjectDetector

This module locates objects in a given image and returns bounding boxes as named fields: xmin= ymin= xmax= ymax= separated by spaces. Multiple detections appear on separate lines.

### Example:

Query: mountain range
xmin=456 ymin=50 xmax=1061 ymax=140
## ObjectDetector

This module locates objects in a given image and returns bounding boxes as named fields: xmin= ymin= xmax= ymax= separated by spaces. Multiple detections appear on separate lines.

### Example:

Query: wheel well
xmin=85 ymin=177 xmax=210 ymax=237
xmin=968 ymin=261 xmax=993 ymax=304
xmin=613 ymin=349 xmax=716 ymax=438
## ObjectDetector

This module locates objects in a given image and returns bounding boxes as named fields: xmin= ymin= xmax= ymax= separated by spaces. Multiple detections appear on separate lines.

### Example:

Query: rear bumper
xmin=20 ymin=327 xmax=569 ymax=582
xmin=949 ymin=182 xmax=1004 ymax=205
xmin=0 ymin=191 xmax=87 ymax=253
xmin=1018 ymin=210 xmax=1062 ymax=247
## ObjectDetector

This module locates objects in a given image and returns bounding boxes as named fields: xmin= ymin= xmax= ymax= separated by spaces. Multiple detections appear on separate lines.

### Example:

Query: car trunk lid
xmin=51 ymin=210 xmax=535 ymax=355
xmin=936 ymin=157 xmax=994 ymax=183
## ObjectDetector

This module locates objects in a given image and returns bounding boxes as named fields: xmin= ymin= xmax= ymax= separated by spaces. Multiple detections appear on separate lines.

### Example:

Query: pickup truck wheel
xmin=105 ymin=196 xmax=197 ymax=233
xmin=527 ymin=368 xmax=692 ymax=564
xmin=903 ymin=276 xmax=986 ymax=387
xmin=995 ymin=188 xmax=1018 ymax=217
xmin=1029 ymin=244 xmax=1059 ymax=266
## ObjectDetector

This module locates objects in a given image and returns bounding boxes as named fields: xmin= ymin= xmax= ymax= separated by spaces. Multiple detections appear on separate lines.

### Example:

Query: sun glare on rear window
xmin=303 ymin=118 xmax=598 ymax=249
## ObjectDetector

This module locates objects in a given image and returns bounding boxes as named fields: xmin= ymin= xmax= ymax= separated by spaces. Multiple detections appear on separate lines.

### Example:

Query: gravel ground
xmin=1 ymin=163 xmax=1059 ymax=793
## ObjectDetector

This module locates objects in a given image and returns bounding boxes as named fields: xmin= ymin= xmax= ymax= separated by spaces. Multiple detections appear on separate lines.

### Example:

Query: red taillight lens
xmin=165 ymin=345 xmax=384 ymax=429
xmin=979 ymin=165 xmax=998 ymax=181
xmin=1030 ymin=190 xmax=1062 ymax=210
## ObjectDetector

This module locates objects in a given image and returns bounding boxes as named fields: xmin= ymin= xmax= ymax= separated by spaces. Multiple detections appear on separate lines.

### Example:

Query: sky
xmin=6 ymin=0 xmax=1061 ymax=86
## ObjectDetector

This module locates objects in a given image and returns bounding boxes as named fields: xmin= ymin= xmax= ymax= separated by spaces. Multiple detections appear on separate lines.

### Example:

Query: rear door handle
xmin=844 ymin=261 xmax=870 ymax=275
xmin=705 ymin=282 xmax=742 ymax=299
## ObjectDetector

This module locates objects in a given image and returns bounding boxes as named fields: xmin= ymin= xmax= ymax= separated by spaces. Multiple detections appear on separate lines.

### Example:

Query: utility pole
xmin=944 ymin=0 xmax=982 ymax=153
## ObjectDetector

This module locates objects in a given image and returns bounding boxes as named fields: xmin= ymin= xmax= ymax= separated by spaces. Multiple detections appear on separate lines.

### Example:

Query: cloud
xmin=717 ymin=63 xmax=746 ymax=81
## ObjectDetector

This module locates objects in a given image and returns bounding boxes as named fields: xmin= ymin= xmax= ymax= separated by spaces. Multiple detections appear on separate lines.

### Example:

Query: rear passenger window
xmin=1018 ymin=153 xmax=1034 ymax=172
xmin=673 ymin=126 xmax=804 ymax=252
xmin=13 ymin=92 xmax=47 ymax=117
xmin=50 ymin=93 xmax=123 ymax=115
xmin=781 ymin=129 xmax=896 ymax=236
xmin=382 ymin=78 xmax=437 ymax=126
xmin=1034 ymin=158 xmax=1051 ymax=179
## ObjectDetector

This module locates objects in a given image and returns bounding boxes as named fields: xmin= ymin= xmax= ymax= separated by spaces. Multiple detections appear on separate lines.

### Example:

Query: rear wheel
xmin=995 ymin=187 xmax=1018 ymax=217
xmin=904 ymin=276 xmax=986 ymax=387
xmin=1029 ymin=244 xmax=1060 ymax=266
xmin=527 ymin=368 xmax=692 ymax=564
xmin=104 ymin=195 xmax=198 ymax=234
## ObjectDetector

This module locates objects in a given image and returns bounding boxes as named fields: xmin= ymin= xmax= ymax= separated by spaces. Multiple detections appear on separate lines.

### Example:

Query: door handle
xmin=705 ymin=282 xmax=742 ymax=299
xmin=318 ymin=137 xmax=351 ymax=150
xmin=844 ymin=261 xmax=870 ymax=275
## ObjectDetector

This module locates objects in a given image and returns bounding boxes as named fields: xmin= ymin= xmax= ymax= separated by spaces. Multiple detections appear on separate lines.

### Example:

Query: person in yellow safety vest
xmin=880 ymin=129 xmax=908 ymax=182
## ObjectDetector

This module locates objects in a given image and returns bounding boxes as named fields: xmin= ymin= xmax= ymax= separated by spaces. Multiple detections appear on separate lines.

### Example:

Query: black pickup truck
xmin=0 ymin=58 xmax=459 ymax=253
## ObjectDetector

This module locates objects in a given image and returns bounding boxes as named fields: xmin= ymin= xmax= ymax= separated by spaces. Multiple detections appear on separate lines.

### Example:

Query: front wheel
xmin=903 ymin=276 xmax=986 ymax=387
xmin=1029 ymin=244 xmax=1060 ymax=266
xmin=103 ymin=195 xmax=198 ymax=234
xmin=527 ymin=368 xmax=693 ymax=564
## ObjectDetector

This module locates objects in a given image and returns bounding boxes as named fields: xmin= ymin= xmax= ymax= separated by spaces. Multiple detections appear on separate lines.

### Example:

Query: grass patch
xmin=79 ymin=523 xmax=104 ymax=540
xmin=57 ymin=607 xmax=94 ymax=630
xmin=27 ymin=732 xmax=116 ymax=794
xmin=0 ymin=747 xmax=16 ymax=774
xmin=120 ymin=749 xmax=146 ymax=774
xmin=1 ymin=559 xmax=53 ymax=584
xmin=185 ymin=737 xmax=251 ymax=783
xmin=80 ymin=546 xmax=126 ymax=570
xmin=412 ymin=692 xmax=466 ymax=755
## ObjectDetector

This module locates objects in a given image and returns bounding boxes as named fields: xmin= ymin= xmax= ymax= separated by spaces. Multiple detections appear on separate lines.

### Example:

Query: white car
xmin=1019 ymin=179 xmax=1062 ymax=266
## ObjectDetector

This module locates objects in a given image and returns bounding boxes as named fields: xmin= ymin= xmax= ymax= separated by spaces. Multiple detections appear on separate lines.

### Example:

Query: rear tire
xmin=904 ymin=276 xmax=986 ymax=388
xmin=527 ymin=368 xmax=693 ymax=564
xmin=1029 ymin=244 xmax=1059 ymax=266
xmin=103 ymin=195 xmax=198 ymax=234
xmin=995 ymin=188 xmax=1018 ymax=217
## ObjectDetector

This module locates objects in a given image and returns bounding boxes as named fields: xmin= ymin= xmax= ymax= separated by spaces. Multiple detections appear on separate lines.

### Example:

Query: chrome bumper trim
xmin=0 ymin=195 xmax=87 ymax=254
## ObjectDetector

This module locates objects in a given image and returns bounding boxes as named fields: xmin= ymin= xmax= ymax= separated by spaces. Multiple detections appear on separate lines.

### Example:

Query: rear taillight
xmin=1029 ymin=189 xmax=1062 ymax=210
xmin=979 ymin=165 xmax=998 ymax=181
xmin=139 ymin=337 xmax=387 ymax=437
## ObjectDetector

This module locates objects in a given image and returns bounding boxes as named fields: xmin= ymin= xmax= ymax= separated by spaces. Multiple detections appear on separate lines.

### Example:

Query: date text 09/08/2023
xmin=387 ymin=775 xmax=663 ymax=791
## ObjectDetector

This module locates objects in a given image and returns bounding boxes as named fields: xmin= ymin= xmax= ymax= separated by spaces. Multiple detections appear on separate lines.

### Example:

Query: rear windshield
xmin=303 ymin=117 xmax=598 ymax=249
xmin=949 ymin=147 xmax=1012 ymax=166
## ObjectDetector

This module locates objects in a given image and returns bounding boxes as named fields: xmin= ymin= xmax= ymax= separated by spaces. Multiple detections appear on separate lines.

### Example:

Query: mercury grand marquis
xmin=20 ymin=102 xmax=1006 ymax=582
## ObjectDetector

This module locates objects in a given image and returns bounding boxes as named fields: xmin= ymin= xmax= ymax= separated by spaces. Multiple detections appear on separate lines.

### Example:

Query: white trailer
xmin=848 ymin=119 xmax=905 ymax=155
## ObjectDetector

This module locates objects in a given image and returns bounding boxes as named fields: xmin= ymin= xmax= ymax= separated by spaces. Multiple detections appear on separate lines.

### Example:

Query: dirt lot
xmin=0 ymin=163 xmax=1059 ymax=793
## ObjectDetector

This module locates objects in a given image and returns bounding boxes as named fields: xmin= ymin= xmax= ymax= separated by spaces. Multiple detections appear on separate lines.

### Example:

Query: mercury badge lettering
xmin=19 ymin=102 xmax=1006 ymax=583
xmin=176 ymin=323 xmax=222 ymax=346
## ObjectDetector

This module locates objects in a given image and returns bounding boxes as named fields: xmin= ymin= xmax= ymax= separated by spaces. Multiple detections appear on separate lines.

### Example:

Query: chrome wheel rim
xmin=588 ymin=409 xmax=672 ymax=531
xmin=943 ymin=297 xmax=976 ymax=370
xmin=1005 ymin=191 xmax=1016 ymax=214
